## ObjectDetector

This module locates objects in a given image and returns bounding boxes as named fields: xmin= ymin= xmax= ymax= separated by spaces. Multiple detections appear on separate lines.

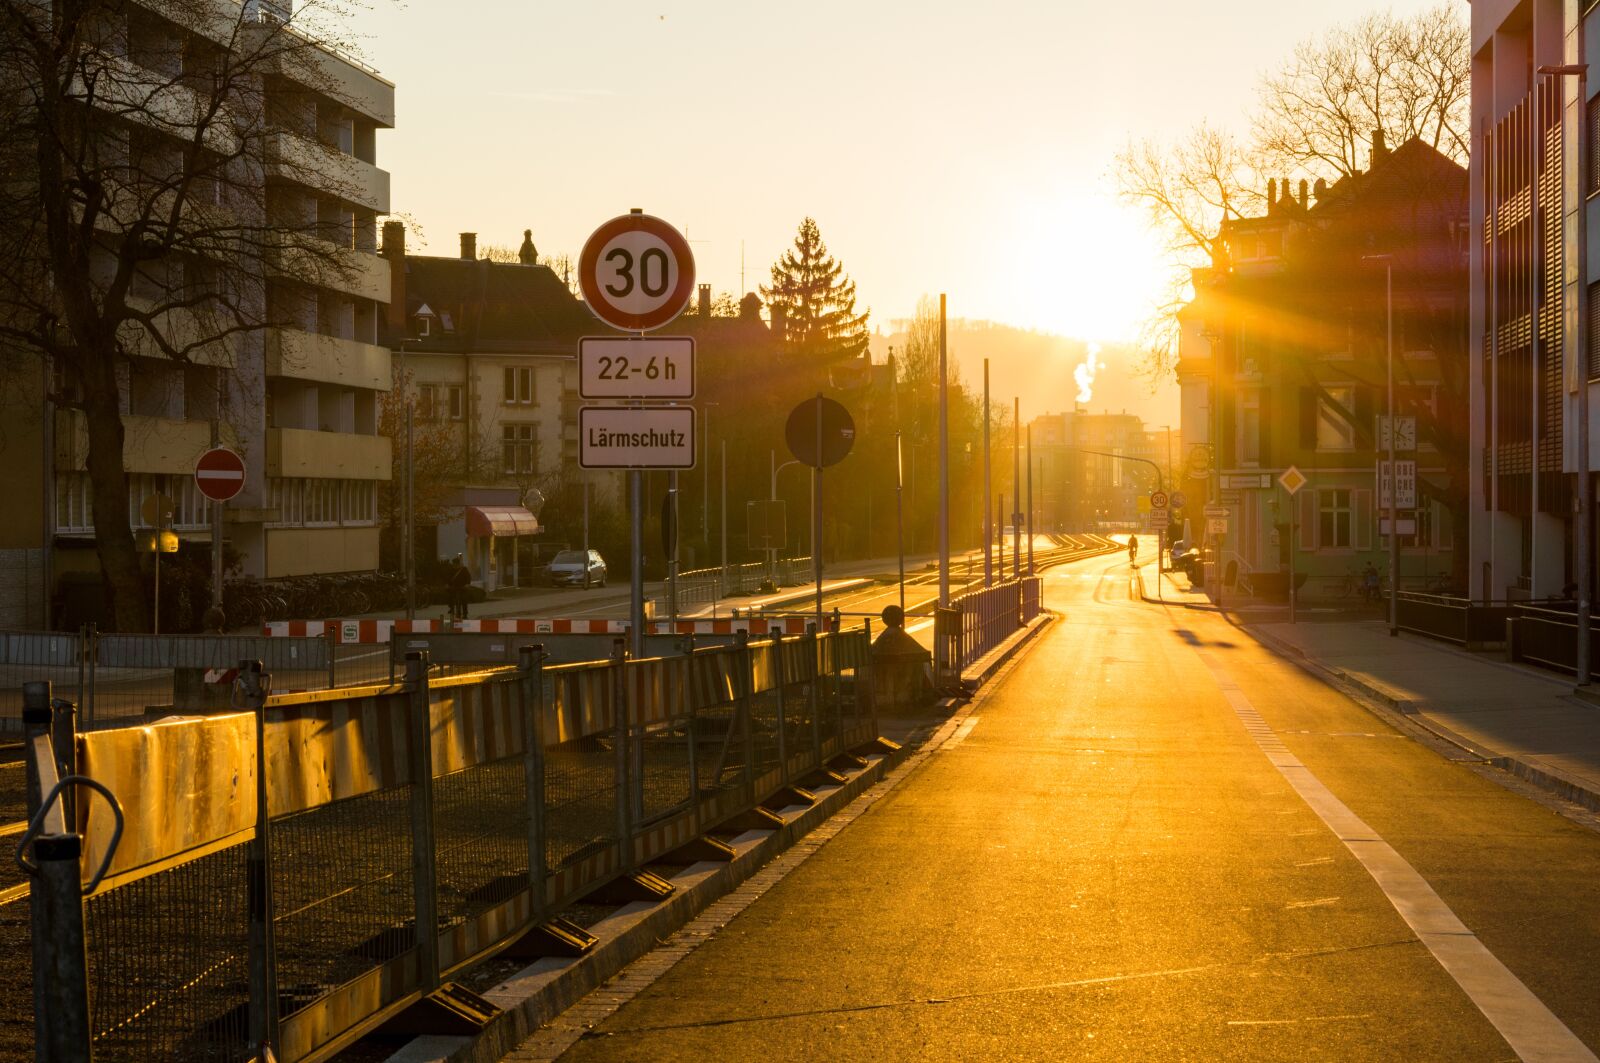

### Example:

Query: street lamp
xmin=1362 ymin=252 xmax=1399 ymax=637
xmin=1540 ymin=62 xmax=1592 ymax=688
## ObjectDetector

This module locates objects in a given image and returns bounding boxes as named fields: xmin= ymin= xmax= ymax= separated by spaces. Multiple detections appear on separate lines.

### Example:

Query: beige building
xmin=0 ymin=0 xmax=395 ymax=627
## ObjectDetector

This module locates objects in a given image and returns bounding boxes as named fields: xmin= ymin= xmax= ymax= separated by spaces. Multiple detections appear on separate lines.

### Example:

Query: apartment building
xmin=1028 ymin=409 xmax=1161 ymax=532
xmin=1469 ymin=0 xmax=1591 ymax=602
xmin=0 ymin=0 xmax=394 ymax=627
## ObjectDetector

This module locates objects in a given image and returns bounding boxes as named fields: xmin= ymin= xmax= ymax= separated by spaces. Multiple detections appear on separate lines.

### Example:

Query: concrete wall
xmin=265 ymin=526 xmax=379 ymax=577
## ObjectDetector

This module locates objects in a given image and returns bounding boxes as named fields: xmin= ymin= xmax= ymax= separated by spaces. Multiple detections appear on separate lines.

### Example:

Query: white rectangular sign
xmin=1206 ymin=517 xmax=1228 ymax=535
xmin=1378 ymin=459 xmax=1417 ymax=509
xmin=1380 ymin=516 xmax=1418 ymax=537
xmin=579 ymin=336 xmax=695 ymax=399
xmin=580 ymin=406 xmax=695 ymax=469
xmin=1203 ymin=504 xmax=1230 ymax=518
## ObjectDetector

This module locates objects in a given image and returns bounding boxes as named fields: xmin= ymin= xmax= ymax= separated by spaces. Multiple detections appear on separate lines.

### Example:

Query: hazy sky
xmin=358 ymin=0 xmax=1454 ymax=350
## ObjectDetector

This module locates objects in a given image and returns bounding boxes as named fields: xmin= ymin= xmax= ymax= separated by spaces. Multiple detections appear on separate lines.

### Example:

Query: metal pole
xmin=983 ymin=358 xmax=992 ymax=586
xmin=34 ymin=833 xmax=91 ymax=1063
xmin=938 ymin=294 xmax=951 ymax=605
xmin=239 ymin=659 xmax=279 ymax=1056
xmin=1578 ymin=64 xmax=1593 ymax=687
xmin=667 ymin=472 xmax=679 ymax=624
xmin=720 ymin=440 xmax=728 ymax=594
xmin=1012 ymin=397 xmax=1021 ymax=580
xmin=1290 ymin=490 xmax=1297 ymax=623
xmin=403 ymin=651 xmax=438 ymax=990
xmin=405 ymin=402 xmax=415 ymax=620
xmin=1386 ymin=261 xmax=1399 ymax=636
xmin=813 ymin=393 xmax=823 ymax=630
xmin=211 ymin=420 xmax=224 ymax=618
xmin=630 ymin=470 xmax=644 ymax=659
xmin=896 ymin=431 xmax=906 ymax=612
xmin=1026 ymin=425 xmax=1034 ymax=574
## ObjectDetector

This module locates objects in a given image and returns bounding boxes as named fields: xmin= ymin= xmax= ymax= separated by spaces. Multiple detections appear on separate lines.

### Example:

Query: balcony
xmin=269 ymin=240 xmax=389 ymax=303
xmin=119 ymin=298 xmax=238 ymax=369
xmin=54 ymin=412 xmax=237 ymax=475
xmin=257 ymin=27 xmax=395 ymax=128
xmin=266 ymin=131 xmax=390 ymax=214
xmin=267 ymin=426 xmax=390 ymax=480
xmin=266 ymin=328 xmax=390 ymax=391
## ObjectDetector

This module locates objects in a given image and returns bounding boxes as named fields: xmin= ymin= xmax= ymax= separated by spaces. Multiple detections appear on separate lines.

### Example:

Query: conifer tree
xmin=761 ymin=218 xmax=870 ymax=368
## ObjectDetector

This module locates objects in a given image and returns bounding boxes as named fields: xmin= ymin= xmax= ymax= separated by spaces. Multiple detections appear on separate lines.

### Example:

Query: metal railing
xmin=674 ymin=557 xmax=813 ymax=611
xmin=0 ymin=627 xmax=379 ymax=733
xmin=934 ymin=576 xmax=1045 ymax=678
xmin=14 ymin=627 xmax=876 ymax=1062
xmin=1395 ymin=593 xmax=1513 ymax=647
xmin=1507 ymin=602 xmax=1600 ymax=681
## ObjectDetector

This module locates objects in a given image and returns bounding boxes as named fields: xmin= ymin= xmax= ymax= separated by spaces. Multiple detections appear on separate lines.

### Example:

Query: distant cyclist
xmin=1128 ymin=537 xmax=1139 ymax=565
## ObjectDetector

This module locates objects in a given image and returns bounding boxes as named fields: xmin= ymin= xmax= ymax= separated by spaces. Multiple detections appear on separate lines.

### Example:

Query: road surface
xmin=514 ymin=546 xmax=1600 ymax=1061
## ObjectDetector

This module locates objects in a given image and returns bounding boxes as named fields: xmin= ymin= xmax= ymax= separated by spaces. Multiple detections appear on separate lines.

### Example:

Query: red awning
xmin=465 ymin=505 xmax=539 ymax=538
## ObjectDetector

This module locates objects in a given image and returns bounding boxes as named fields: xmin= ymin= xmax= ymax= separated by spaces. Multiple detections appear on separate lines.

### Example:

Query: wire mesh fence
xmin=16 ymin=628 xmax=877 ymax=1062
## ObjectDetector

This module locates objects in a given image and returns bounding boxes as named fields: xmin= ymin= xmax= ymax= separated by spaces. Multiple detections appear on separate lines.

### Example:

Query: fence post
xmin=237 ymin=658 xmax=280 ymax=1058
xmin=772 ymin=631 xmax=789 ymax=784
xmin=33 ymin=832 xmax=91 ymax=1063
xmin=518 ymin=645 xmax=547 ymax=919
xmin=683 ymin=641 xmax=701 ymax=837
xmin=327 ymin=625 xmax=338 ymax=690
xmin=74 ymin=626 xmax=87 ymax=733
xmin=403 ymin=651 xmax=440 ymax=993
xmin=806 ymin=625 xmax=822 ymax=772
xmin=49 ymin=694 xmax=78 ymax=829
xmin=736 ymin=631 xmax=756 ymax=806
xmin=611 ymin=640 xmax=634 ymax=874
xmin=22 ymin=682 xmax=51 ymax=822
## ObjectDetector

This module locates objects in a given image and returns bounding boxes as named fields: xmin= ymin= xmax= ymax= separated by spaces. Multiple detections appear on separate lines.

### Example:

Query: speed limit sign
xmin=579 ymin=212 xmax=696 ymax=332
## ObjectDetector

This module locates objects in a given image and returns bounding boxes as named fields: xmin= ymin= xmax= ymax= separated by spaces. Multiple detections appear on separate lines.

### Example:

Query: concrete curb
xmin=389 ymin=744 xmax=912 ymax=1063
xmin=961 ymin=613 xmax=1054 ymax=690
xmin=1243 ymin=624 xmax=1600 ymax=813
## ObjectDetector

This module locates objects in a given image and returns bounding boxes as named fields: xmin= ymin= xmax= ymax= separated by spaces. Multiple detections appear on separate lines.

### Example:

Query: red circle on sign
xmin=579 ymin=214 xmax=696 ymax=332
xmin=194 ymin=447 xmax=246 ymax=502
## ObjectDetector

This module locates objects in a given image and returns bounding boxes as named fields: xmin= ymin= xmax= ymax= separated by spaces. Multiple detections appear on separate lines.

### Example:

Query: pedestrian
xmin=1128 ymin=537 xmax=1138 ymax=565
xmin=828 ymin=606 xmax=842 ymax=633
xmin=1362 ymin=561 xmax=1380 ymax=604
xmin=449 ymin=555 xmax=471 ymax=619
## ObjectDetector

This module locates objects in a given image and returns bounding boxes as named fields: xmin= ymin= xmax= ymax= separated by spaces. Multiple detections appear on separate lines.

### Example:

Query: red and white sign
xmin=194 ymin=447 xmax=246 ymax=502
xmin=578 ymin=213 xmax=695 ymax=332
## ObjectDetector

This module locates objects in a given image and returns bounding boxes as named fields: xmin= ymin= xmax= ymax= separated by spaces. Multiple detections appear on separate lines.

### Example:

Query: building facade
xmin=1469 ymin=0 xmax=1592 ymax=602
xmin=0 ymin=0 xmax=395 ymax=627
xmin=1180 ymin=136 xmax=1468 ymax=600
xmin=1028 ymin=409 xmax=1163 ymax=532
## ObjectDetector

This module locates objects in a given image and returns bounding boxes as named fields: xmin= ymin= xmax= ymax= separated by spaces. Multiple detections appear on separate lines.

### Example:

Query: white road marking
xmin=1285 ymin=897 xmax=1341 ymax=909
xmin=1197 ymin=651 xmax=1598 ymax=1063
xmin=943 ymin=717 xmax=980 ymax=749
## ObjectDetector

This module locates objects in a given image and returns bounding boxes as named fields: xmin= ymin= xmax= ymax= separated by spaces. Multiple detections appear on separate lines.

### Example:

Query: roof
xmin=384 ymin=255 xmax=603 ymax=355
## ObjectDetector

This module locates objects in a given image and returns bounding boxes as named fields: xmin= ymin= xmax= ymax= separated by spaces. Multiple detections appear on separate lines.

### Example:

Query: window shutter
xmin=1300 ymin=387 xmax=1317 ymax=449
xmin=1354 ymin=489 xmax=1373 ymax=550
xmin=1298 ymin=490 xmax=1317 ymax=552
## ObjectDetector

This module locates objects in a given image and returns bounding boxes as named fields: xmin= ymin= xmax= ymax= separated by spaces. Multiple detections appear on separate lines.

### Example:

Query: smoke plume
xmin=1073 ymin=343 xmax=1105 ymax=404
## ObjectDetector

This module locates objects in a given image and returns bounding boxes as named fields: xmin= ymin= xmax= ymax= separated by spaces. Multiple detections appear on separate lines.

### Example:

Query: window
xmin=342 ymin=481 xmax=375 ymax=524
xmin=416 ymin=384 xmax=437 ymax=421
xmin=304 ymin=479 xmax=340 ymax=524
xmin=1317 ymin=386 xmax=1356 ymax=451
xmin=504 ymin=366 xmax=535 ymax=404
xmin=502 ymin=424 xmax=537 ymax=475
xmin=446 ymin=384 xmax=464 ymax=420
xmin=1238 ymin=389 xmax=1261 ymax=465
xmin=268 ymin=478 xmax=302 ymax=525
xmin=1319 ymin=488 xmax=1352 ymax=549
xmin=55 ymin=474 xmax=93 ymax=534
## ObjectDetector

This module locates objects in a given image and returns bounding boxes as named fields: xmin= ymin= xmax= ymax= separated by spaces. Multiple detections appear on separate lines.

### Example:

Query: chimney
xmin=1371 ymin=128 xmax=1389 ymax=164
xmin=382 ymin=220 xmax=406 ymax=334
xmin=460 ymin=232 xmax=477 ymax=260
xmin=1267 ymin=178 xmax=1277 ymax=215
xmin=698 ymin=283 xmax=711 ymax=318
xmin=1298 ymin=179 xmax=1308 ymax=209
xmin=1313 ymin=177 xmax=1327 ymax=201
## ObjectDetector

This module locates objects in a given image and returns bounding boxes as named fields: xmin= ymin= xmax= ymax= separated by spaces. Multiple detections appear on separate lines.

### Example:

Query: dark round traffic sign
xmin=194 ymin=447 xmax=245 ymax=502
xmin=785 ymin=397 xmax=855 ymax=469
xmin=579 ymin=213 xmax=696 ymax=332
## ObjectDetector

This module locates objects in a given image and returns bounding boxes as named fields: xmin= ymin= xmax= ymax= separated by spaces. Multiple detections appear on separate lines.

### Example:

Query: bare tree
xmin=1114 ymin=124 xmax=1261 ymax=378
xmin=0 ymin=0 xmax=377 ymax=630
xmin=1255 ymin=3 xmax=1469 ymax=179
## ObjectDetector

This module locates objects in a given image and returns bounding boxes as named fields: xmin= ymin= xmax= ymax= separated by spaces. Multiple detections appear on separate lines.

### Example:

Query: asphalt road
xmin=528 ymin=547 xmax=1600 ymax=1061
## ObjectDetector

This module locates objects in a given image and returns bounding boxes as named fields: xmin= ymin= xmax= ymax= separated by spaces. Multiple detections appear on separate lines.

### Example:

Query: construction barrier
xmin=13 ymin=628 xmax=877 ymax=1062
xmin=264 ymin=615 xmax=816 ymax=643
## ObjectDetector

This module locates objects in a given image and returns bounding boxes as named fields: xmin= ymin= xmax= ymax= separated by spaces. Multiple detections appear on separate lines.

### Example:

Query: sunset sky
xmin=358 ymin=0 xmax=1456 ymax=398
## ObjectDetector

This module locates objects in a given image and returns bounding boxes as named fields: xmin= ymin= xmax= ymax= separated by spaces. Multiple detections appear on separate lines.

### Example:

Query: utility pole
xmin=1026 ymin=424 xmax=1034 ymax=573
xmin=983 ymin=358 xmax=992 ymax=586
xmin=938 ymin=294 xmax=951 ymax=605
xmin=1012 ymin=396 xmax=1021 ymax=580
xmin=1385 ymin=260 xmax=1398 ymax=637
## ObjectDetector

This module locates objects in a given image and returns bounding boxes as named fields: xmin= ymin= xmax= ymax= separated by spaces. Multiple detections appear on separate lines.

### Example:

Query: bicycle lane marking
xmin=1194 ymin=649 xmax=1597 ymax=1063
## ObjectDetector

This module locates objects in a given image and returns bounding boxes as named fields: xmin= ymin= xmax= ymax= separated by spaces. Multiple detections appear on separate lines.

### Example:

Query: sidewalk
xmin=1134 ymin=566 xmax=1600 ymax=812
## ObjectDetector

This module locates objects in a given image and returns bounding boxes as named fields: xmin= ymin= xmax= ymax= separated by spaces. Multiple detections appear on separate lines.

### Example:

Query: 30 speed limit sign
xmin=579 ymin=212 xmax=696 ymax=332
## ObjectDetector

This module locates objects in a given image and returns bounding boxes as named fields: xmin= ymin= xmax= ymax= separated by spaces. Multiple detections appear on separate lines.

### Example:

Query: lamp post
xmin=1540 ymin=62 xmax=1592 ymax=687
xmin=1362 ymin=253 xmax=1398 ymax=637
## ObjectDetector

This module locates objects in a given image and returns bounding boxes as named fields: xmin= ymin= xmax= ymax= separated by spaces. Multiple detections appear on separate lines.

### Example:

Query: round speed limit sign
xmin=579 ymin=213 xmax=696 ymax=332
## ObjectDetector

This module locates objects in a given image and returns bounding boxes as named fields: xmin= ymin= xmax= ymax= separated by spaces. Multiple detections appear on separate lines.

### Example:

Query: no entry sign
xmin=578 ymin=213 xmax=696 ymax=332
xmin=194 ymin=447 xmax=245 ymax=502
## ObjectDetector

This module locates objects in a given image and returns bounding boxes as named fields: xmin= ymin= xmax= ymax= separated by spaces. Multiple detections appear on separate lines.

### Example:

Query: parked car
xmin=546 ymin=549 xmax=607 ymax=588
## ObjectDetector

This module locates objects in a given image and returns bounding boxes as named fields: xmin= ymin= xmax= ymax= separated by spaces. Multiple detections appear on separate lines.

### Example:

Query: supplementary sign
xmin=578 ymin=213 xmax=696 ymax=332
xmin=1378 ymin=459 xmax=1417 ymax=509
xmin=579 ymin=406 xmax=695 ymax=469
xmin=1380 ymin=516 xmax=1418 ymax=537
xmin=194 ymin=447 xmax=246 ymax=502
xmin=1207 ymin=517 xmax=1228 ymax=535
xmin=1203 ymin=504 xmax=1230 ymax=518
xmin=579 ymin=336 xmax=695 ymax=399
xmin=1148 ymin=506 xmax=1169 ymax=526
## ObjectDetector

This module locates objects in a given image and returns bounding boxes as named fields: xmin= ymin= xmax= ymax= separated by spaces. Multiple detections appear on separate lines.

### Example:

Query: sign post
xmin=195 ymin=445 xmax=245 ymax=630
xmin=786 ymin=395 xmax=856 ymax=630
xmin=579 ymin=211 xmax=696 ymax=657
xmin=1278 ymin=465 xmax=1307 ymax=623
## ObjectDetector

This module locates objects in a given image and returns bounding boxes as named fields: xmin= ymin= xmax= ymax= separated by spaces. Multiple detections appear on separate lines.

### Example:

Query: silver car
xmin=546 ymin=549 xmax=607 ymax=588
